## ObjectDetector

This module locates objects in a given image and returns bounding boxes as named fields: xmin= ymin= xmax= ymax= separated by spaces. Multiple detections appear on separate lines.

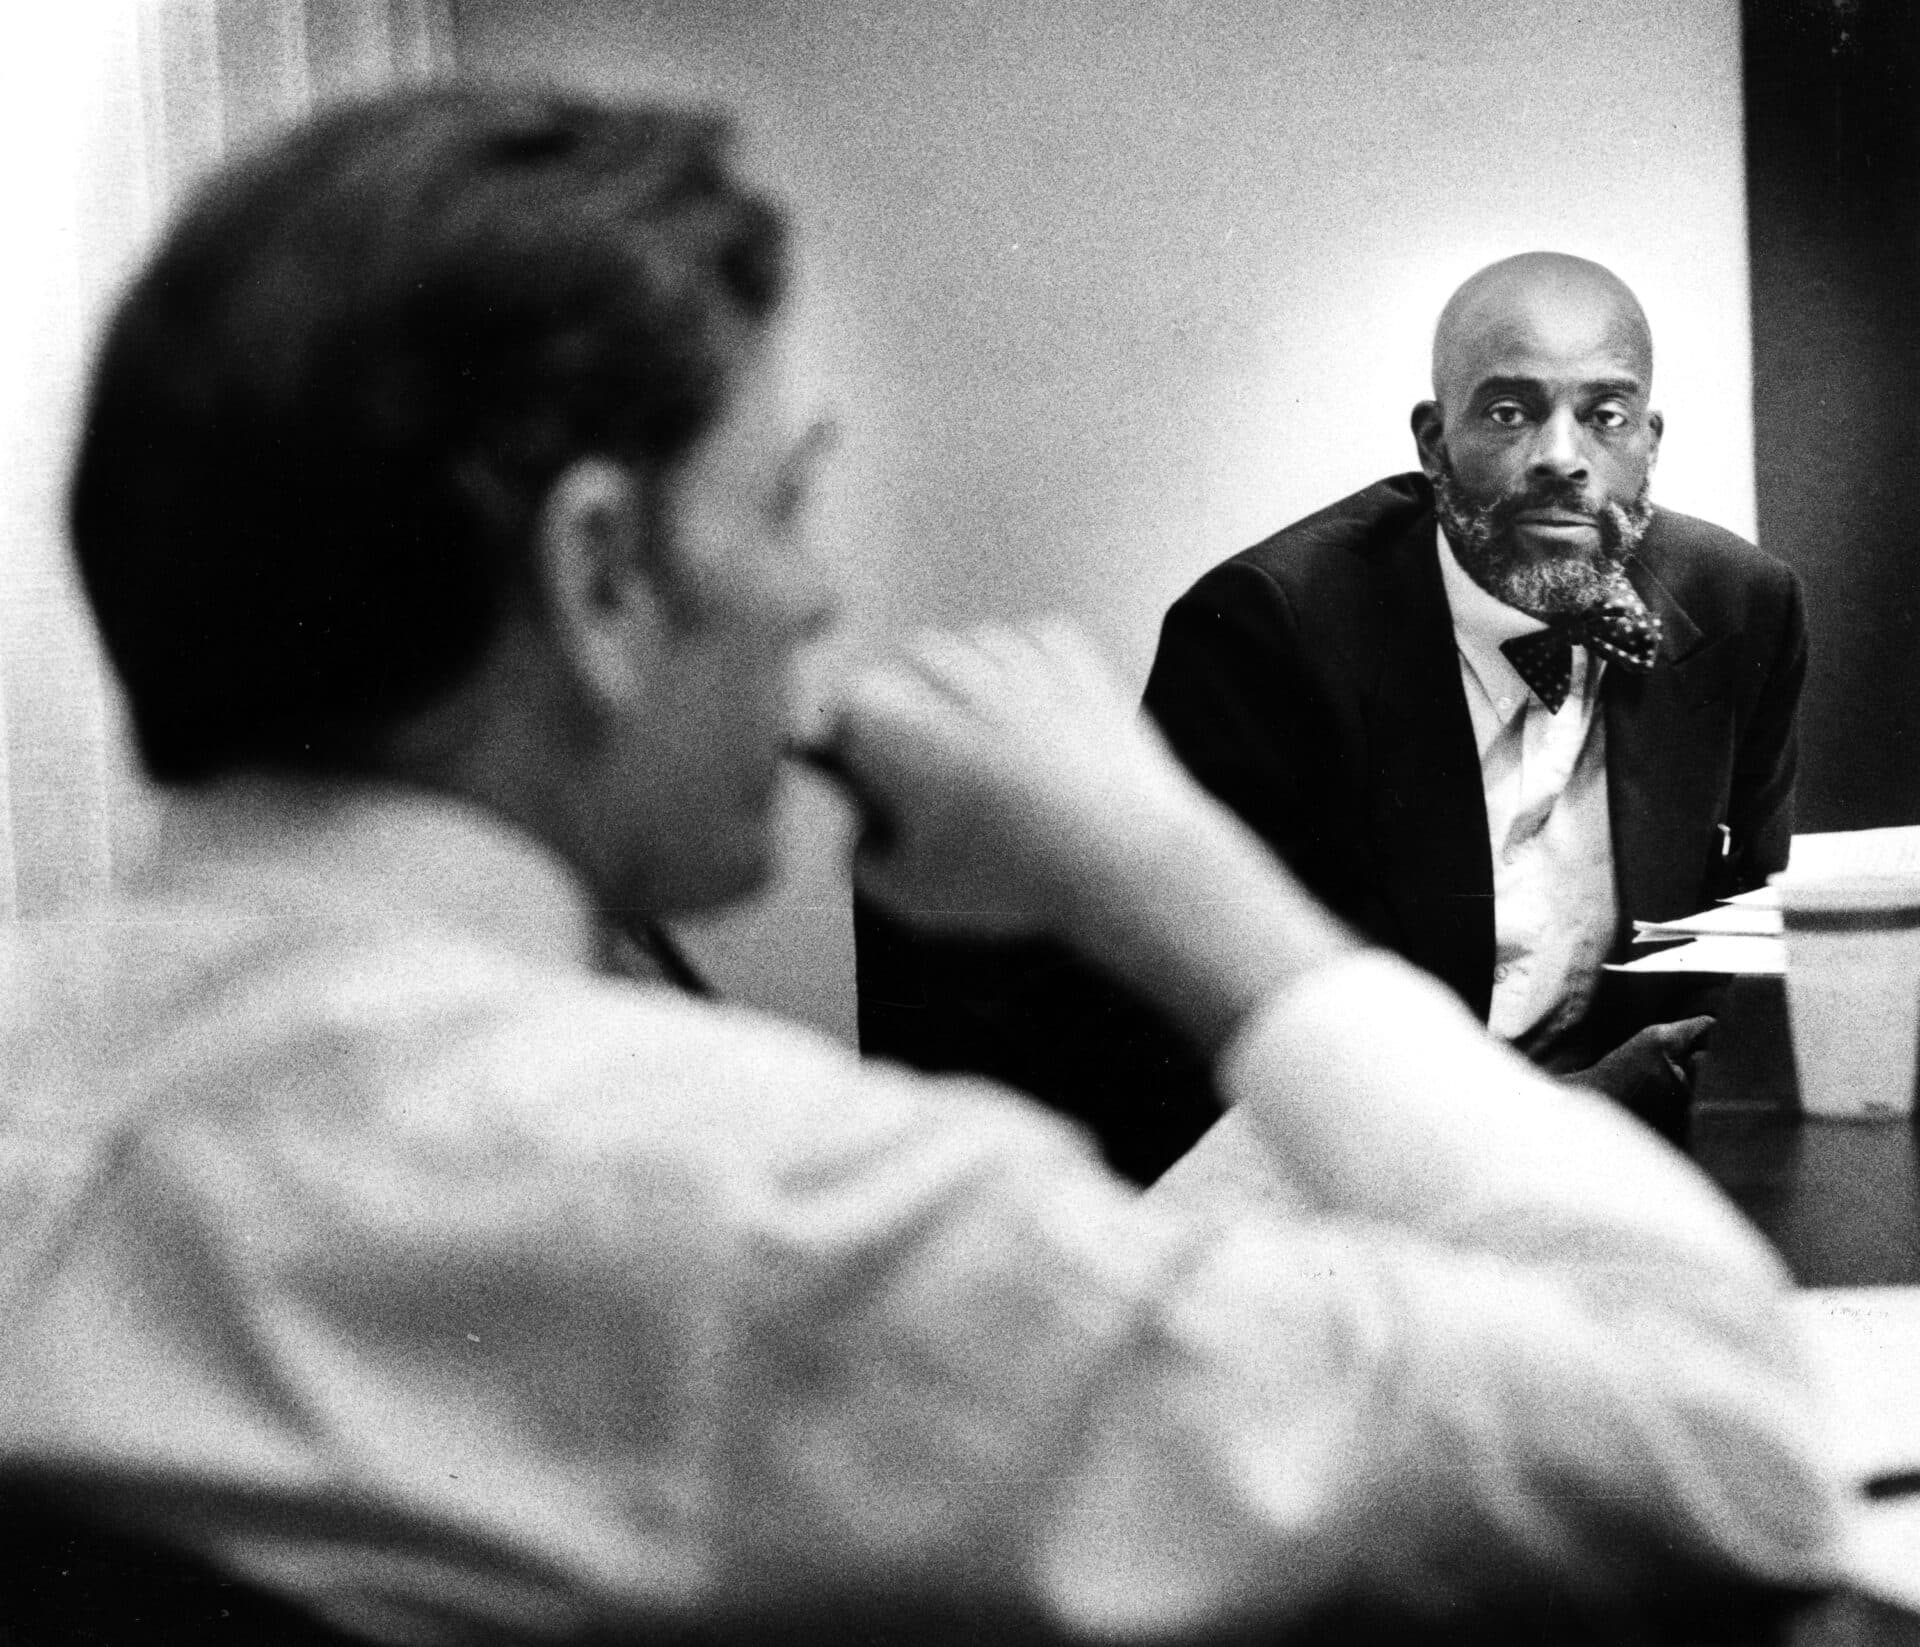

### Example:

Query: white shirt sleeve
xmin=590 ymin=963 xmax=1838 ymax=1636
xmin=10 ymin=951 xmax=1837 ymax=1644
xmin=1027 ymin=951 xmax=1839 ymax=1635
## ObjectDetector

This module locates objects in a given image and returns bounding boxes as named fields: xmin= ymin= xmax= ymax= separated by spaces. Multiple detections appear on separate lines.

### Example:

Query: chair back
xmin=0 ymin=1477 xmax=362 ymax=1645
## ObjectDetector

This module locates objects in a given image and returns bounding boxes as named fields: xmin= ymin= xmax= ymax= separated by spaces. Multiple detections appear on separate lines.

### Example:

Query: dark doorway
xmin=1743 ymin=0 xmax=1920 ymax=830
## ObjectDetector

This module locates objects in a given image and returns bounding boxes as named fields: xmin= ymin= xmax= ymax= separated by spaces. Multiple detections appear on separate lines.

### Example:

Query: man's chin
xmin=1432 ymin=459 xmax=1651 ymax=616
xmin=622 ymin=815 xmax=779 ymax=920
xmin=1487 ymin=551 xmax=1617 ymax=619
xmin=678 ymin=839 xmax=777 ymax=916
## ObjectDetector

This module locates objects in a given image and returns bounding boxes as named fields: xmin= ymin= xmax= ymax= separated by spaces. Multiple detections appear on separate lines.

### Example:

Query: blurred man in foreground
xmin=0 ymin=89 xmax=1834 ymax=1644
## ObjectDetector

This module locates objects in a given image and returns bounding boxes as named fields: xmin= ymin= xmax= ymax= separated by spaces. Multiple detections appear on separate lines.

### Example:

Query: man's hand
xmin=821 ymin=621 xmax=1199 ymax=935
xmin=1567 ymin=1016 xmax=1716 ymax=1136
xmin=816 ymin=620 xmax=1356 ymax=1057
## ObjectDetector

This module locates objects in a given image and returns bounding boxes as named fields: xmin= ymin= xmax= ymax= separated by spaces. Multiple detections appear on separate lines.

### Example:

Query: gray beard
xmin=1432 ymin=457 xmax=1653 ymax=619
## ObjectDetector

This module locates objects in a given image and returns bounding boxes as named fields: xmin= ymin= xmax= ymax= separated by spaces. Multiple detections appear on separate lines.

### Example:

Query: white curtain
xmin=0 ymin=0 xmax=455 ymax=922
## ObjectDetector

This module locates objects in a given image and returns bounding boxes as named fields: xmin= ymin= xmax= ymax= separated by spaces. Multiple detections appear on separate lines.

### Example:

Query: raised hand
xmin=821 ymin=620 xmax=1197 ymax=936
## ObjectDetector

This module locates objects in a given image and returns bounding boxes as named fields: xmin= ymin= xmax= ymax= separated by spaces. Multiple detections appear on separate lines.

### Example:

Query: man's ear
xmin=1647 ymin=408 xmax=1665 ymax=463
xmin=1410 ymin=400 xmax=1446 ymax=479
xmin=534 ymin=456 xmax=664 ymax=712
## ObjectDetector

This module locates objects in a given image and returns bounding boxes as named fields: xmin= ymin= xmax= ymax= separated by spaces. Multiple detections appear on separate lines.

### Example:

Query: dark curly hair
xmin=70 ymin=84 xmax=787 ymax=783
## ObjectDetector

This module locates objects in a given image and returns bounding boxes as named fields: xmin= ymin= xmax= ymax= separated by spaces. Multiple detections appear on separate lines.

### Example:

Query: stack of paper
xmin=1633 ymin=903 xmax=1783 ymax=940
xmin=1608 ymin=934 xmax=1786 ymax=975
xmin=1781 ymin=824 xmax=1920 ymax=885
xmin=1606 ymin=825 xmax=1920 ymax=977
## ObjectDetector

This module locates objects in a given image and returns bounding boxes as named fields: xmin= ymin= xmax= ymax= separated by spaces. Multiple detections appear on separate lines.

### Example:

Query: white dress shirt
xmin=0 ymin=782 xmax=1832 ymax=1642
xmin=1436 ymin=532 xmax=1620 ymax=1052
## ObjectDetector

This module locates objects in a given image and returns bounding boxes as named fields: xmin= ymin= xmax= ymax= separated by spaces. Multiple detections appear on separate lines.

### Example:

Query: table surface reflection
xmin=1690 ymin=977 xmax=1920 ymax=1288
xmin=1684 ymin=977 xmax=1920 ymax=1642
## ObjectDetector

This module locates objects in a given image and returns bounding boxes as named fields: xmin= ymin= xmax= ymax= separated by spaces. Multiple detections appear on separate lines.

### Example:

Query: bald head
xmin=1431 ymin=253 xmax=1652 ymax=409
xmin=1410 ymin=252 xmax=1664 ymax=620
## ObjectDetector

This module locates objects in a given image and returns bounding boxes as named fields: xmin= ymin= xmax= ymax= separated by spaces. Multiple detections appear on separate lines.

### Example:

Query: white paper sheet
xmin=1785 ymin=825 xmax=1920 ymax=883
xmin=1633 ymin=904 xmax=1784 ymax=941
xmin=1603 ymin=934 xmax=1786 ymax=975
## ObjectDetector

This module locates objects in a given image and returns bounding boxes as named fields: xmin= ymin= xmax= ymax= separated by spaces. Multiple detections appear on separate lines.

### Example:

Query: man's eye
xmin=1590 ymin=404 xmax=1629 ymax=431
xmin=1486 ymin=403 xmax=1527 ymax=428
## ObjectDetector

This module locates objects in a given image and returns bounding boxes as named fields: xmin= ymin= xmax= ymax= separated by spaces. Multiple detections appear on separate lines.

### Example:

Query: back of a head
xmin=71 ymin=84 xmax=786 ymax=785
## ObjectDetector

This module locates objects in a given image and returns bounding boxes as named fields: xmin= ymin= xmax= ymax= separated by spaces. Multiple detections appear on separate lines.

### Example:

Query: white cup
xmin=1777 ymin=875 xmax=1920 ymax=1120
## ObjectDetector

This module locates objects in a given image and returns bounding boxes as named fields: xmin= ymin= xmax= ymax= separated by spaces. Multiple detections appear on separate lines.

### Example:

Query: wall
xmin=455 ymin=0 xmax=1757 ymax=1043
xmin=0 ymin=9 xmax=150 ymax=922
xmin=0 ymin=2 xmax=456 ymax=925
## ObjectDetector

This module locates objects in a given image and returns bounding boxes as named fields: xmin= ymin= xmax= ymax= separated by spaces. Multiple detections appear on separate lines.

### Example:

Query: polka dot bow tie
xmin=1499 ymin=598 xmax=1663 ymax=714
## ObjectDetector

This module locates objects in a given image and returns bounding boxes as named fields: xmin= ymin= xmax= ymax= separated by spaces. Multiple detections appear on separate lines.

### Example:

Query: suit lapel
xmin=1605 ymin=540 xmax=1735 ymax=935
xmin=1364 ymin=511 xmax=1497 ymax=1020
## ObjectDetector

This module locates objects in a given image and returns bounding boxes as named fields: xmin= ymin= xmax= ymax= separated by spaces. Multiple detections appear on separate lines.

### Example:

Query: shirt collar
xmin=136 ymin=776 xmax=600 ymax=975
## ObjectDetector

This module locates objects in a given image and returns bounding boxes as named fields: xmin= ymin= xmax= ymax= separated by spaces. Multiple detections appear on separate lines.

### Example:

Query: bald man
xmin=857 ymin=253 xmax=1806 ymax=1177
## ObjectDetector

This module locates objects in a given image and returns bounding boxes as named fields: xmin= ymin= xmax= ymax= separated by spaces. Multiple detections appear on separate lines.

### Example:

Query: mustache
xmin=1479 ymin=478 xmax=1604 ymax=525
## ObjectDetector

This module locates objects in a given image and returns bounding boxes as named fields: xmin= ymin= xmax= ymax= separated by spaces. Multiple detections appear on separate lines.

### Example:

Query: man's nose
xmin=1529 ymin=407 xmax=1590 ymax=482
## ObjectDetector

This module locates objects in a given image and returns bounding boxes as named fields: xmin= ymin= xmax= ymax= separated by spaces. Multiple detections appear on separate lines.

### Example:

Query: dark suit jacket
xmin=856 ymin=474 xmax=1807 ymax=1181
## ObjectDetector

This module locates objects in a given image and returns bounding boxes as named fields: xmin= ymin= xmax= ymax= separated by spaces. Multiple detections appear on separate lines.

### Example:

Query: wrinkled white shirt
xmin=0 ymin=782 xmax=1833 ymax=1643
xmin=1437 ymin=532 xmax=1619 ymax=1051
